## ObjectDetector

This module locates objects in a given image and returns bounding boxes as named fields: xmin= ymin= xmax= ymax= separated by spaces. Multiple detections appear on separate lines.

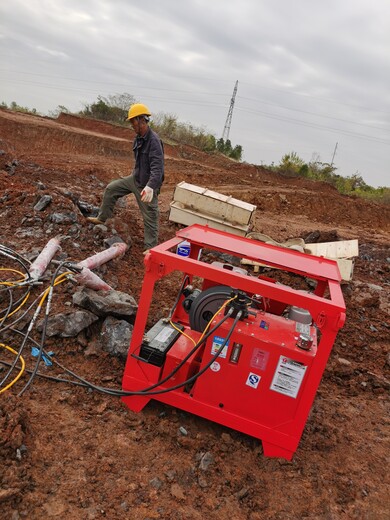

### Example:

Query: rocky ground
xmin=0 ymin=109 xmax=389 ymax=519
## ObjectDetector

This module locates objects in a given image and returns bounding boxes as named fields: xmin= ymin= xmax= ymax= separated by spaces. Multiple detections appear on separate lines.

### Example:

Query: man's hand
xmin=141 ymin=186 xmax=153 ymax=203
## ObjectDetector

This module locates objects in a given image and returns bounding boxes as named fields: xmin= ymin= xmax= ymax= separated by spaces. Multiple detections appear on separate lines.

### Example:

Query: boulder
xmin=100 ymin=316 xmax=133 ymax=358
xmin=73 ymin=288 xmax=138 ymax=322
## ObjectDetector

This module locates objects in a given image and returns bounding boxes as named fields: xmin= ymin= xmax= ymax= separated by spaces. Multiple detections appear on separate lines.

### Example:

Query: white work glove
xmin=141 ymin=186 xmax=153 ymax=203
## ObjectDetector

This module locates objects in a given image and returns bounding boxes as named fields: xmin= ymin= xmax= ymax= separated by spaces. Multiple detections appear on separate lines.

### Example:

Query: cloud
xmin=0 ymin=0 xmax=389 ymax=186
xmin=35 ymin=45 xmax=69 ymax=59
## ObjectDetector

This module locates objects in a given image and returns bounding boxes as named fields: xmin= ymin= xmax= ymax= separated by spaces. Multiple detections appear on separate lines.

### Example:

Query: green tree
xmin=5 ymin=101 xmax=38 ymax=114
xmin=151 ymin=113 xmax=178 ymax=137
xmin=271 ymin=150 xmax=388 ymax=203
xmin=151 ymin=114 xmax=219 ymax=154
xmin=278 ymin=151 xmax=305 ymax=175
xmin=80 ymin=93 xmax=136 ymax=124
xmin=214 ymin=138 xmax=243 ymax=160
xmin=224 ymin=139 xmax=233 ymax=155
xmin=105 ymin=93 xmax=136 ymax=112
xmin=216 ymin=137 xmax=225 ymax=153
xmin=229 ymin=144 xmax=243 ymax=161
xmin=48 ymin=105 xmax=71 ymax=118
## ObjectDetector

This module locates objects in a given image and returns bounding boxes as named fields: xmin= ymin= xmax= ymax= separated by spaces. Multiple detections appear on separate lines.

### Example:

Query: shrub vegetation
xmin=1 ymin=97 xmax=387 ymax=202
xmin=271 ymin=151 xmax=389 ymax=203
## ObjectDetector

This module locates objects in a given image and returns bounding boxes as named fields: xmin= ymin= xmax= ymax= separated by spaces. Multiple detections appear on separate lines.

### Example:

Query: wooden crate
xmin=169 ymin=181 xmax=256 ymax=234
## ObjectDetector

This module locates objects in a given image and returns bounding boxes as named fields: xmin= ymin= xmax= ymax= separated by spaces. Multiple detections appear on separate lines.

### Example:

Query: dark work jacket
xmin=132 ymin=128 xmax=164 ymax=191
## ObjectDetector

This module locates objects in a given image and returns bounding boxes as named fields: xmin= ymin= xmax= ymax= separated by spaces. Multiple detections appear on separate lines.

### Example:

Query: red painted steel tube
xmin=77 ymin=242 xmax=128 ymax=270
xmin=74 ymin=266 xmax=112 ymax=291
xmin=28 ymin=237 xmax=62 ymax=280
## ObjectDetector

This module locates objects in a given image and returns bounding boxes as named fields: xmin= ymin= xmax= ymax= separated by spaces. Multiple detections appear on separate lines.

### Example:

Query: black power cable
xmin=32 ymin=308 xmax=242 ymax=398
xmin=0 ymin=245 xmax=244 ymax=400
xmin=0 ymin=245 xmax=32 ymax=319
xmin=167 ymin=274 xmax=190 ymax=319
xmin=17 ymin=261 xmax=81 ymax=396
xmin=3 ymin=304 xmax=241 ymax=399
xmin=0 ymin=287 xmax=13 ymax=328
xmin=0 ymin=245 xmax=32 ymax=284
xmin=27 ymin=307 xmax=235 ymax=397
xmin=0 ymin=360 xmax=89 ymax=388
xmin=118 ymin=309 xmax=243 ymax=397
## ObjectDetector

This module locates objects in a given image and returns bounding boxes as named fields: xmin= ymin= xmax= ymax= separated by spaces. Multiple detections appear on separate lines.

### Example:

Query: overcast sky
xmin=1 ymin=0 xmax=389 ymax=187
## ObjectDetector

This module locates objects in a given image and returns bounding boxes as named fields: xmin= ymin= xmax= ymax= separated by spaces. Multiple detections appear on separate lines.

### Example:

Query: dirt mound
xmin=0 ymin=109 xmax=389 ymax=519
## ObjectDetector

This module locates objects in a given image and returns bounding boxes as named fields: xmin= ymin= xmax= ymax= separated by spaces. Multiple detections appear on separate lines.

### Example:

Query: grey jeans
xmin=97 ymin=174 xmax=159 ymax=249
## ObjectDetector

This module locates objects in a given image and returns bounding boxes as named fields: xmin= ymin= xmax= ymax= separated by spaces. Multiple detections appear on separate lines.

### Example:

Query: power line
xmin=238 ymin=95 xmax=390 ymax=133
xmin=3 ymin=71 xmax=389 ymax=135
xmin=238 ymin=79 xmax=390 ymax=115
xmin=2 ymin=77 xmax=390 ymax=146
xmin=0 ymin=68 xmax=230 ymax=98
xmin=236 ymin=105 xmax=390 ymax=145
xmin=2 ymin=59 xmax=388 ymax=116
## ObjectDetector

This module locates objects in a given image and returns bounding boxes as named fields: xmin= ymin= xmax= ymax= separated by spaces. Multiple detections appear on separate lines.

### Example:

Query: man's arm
xmin=146 ymin=137 xmax=164 ymax=191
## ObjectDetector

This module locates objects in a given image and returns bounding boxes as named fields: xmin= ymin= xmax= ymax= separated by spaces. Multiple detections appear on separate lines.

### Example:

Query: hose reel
xmin=186 ymin=285 xmax=232 ymax=332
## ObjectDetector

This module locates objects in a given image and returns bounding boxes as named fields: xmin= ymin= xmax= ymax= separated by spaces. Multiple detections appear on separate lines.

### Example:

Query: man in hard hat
xmin=87 ymin=103 xmax=164 ymax=253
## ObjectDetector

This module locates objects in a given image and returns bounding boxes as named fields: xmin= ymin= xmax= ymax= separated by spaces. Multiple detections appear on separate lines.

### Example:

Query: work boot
xmin=86 ymin=217 xmax=104 ymax=225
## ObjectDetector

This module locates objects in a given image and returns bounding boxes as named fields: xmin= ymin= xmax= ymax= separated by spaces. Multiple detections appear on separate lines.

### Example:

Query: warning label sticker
xmin=270 ymin=356 xmax=307 ymax=398
xmin=211 ymin=336 xmax=229 ymax=359
xmin=210 ymin=361 xmax=221 ymax=372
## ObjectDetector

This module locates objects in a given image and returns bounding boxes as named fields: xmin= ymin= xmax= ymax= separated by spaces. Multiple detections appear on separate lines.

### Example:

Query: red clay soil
xmin=0 ymin=109 xmax=389 ymax=520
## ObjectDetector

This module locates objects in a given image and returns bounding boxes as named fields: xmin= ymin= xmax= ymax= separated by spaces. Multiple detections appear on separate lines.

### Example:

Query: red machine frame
xmin=122 ymin=224 xmax=346 ymax=459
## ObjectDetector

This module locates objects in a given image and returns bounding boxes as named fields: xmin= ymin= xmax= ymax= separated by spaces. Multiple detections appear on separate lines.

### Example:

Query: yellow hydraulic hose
xmin=0 ymin=343 xmax=26 ymax=394
xmin=0 ymin=267 xmax=28 ymax=284
xmin=169 ymin=320 xmax=197 ymax=346
xmin=169 ymin=294 xmax=237 ymax=346
xmin=37 ymin=272 xmax=72 ymax=307
xmin=0 ymin=269 xmax=31 ymax=317
xmin=198 ymin=295 xmax=237 ymax=343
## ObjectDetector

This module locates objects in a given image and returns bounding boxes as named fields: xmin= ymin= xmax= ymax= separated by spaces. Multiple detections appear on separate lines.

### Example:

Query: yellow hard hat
xmin=126 ymin=103 xmax=151 ymax=121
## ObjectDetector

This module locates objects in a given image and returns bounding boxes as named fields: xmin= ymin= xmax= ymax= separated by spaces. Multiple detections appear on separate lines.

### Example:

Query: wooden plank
xmin=304 ymin=239 xmax=359 ymax=259
xmin=335 ymin=258 xmax=355 ymax=281
xmin=241 ymin=257 xmax=355 ymax=282
xmin=169 ymin=202 xmax=249 ymax=236
xmin=173 ymin=181 xmax=256 ymax=226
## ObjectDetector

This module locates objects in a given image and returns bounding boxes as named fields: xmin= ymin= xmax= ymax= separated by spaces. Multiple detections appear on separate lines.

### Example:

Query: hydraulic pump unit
xmin=122 ymin=224 xmax=346 ymax=460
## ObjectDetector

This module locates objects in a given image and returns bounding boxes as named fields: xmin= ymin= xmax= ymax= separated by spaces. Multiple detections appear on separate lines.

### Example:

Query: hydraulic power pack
xmin=122 ymin=224 xmax=346 ymax=460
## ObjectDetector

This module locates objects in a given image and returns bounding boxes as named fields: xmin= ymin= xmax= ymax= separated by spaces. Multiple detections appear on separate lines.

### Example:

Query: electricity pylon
xmin=222 ymin=80 xmax=238 ymax=141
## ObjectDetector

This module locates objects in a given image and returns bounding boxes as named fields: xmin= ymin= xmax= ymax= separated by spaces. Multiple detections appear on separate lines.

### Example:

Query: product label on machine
xmin=154 ymin=327 xmax=175 ymax=343
xmin=296 ymin=322 xmax=311 ymax=335
xmin=270 ymin=356 xmax=307 ymax=398
xmin=210 ymin=361 xmax=221 ymax=372
xmin=250 ymin=348 xmax=270 ymax=371
xmin=211 ymin=336 xmax=229 ymax=359
xmin=246 ymin=372 xmax=261 ymax=389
